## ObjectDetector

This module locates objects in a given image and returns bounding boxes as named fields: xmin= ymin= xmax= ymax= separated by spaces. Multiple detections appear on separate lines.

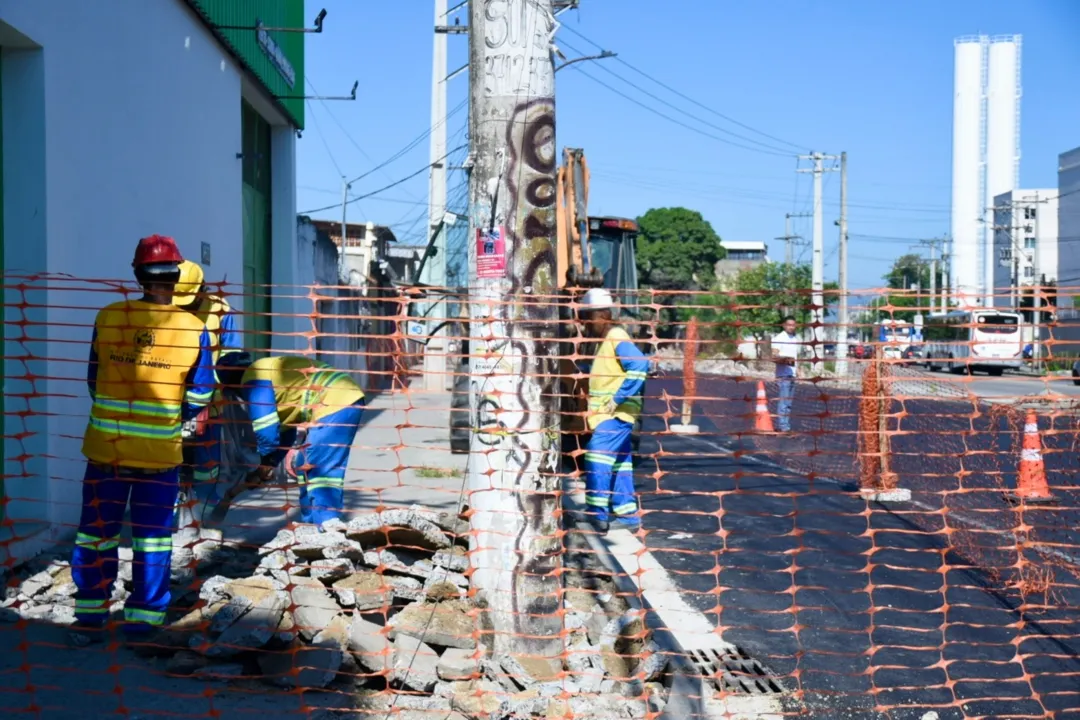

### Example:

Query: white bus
xmin=923 ymin=309 xmax=1024 ymax=375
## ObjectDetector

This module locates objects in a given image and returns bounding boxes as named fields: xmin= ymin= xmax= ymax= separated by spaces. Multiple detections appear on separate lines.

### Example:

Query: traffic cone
xmin=754 ymin=380 xmax=775 ymax=433
xmin=1004 ymin=410 xmax=1056 ymax=504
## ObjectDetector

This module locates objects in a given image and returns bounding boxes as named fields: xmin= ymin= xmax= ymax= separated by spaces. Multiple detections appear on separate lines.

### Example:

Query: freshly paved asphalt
xmin=634 ymin=374 xmax=1080 ymax=719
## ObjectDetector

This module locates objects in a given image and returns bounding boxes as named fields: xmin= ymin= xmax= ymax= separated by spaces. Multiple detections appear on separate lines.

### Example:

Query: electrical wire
xmin=560 ymin=22 xmax=807 ymax=153
xmin=299 ymin=143 xmax=468 ymax=215
xmin=567 ymin=64 xmax=793 ymax=158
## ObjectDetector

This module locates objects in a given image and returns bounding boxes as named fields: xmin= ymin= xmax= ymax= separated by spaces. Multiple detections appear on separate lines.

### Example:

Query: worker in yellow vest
xmin=579 ymin=288 xmax=649 ymax=534
xmin=70 ymin=235 xmax=215 ymax=648
xmin=216 ymin=354 xmax=366 ymax=525
xmin=171 ymin=260 xmax=241 ymax=516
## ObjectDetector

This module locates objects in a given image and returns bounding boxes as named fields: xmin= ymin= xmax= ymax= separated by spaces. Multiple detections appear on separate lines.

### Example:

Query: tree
xmin=872 ymin=253 xmax=943 ymax=321
xmin=635 ymin=207 xmax=724 ymax=290
xmin=679 ymin=262 xmax=838 ymax=346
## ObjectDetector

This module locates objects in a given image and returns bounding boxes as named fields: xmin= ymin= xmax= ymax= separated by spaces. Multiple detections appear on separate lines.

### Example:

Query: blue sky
xmin=296 ymin=0 xmax=1080 ymax=291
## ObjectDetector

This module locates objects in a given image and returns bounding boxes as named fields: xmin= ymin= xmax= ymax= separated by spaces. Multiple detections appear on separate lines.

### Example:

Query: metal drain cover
xmin=686 ymin=646 xmax=785 ymax=695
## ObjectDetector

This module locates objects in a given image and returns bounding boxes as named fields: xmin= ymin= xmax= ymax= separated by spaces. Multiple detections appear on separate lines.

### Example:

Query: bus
xmin=922 ymin=309 xmax=1024 ymax=375
xmin=875 ymin=319 xmax=918 ymax=359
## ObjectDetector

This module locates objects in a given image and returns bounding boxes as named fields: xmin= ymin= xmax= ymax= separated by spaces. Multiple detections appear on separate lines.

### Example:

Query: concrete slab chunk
xmin=290 ymin=582 xmax=342 ymax=642
xmin=437 ymin=647 xmax=481 ymax=681
xmin=332 ymin=572 xmax=393 ymax=611
xmin=348 ymin=616 xmax=392 ymax=675
xmin=391 ymin=634 xmax=440 ymax=692
xmin=387 ymin=599 xmax=477 ymax=649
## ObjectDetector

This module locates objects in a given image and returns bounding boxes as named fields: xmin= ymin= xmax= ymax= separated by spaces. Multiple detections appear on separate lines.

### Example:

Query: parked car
xmin=1073 ymin=359 xmax=1080 ymax=386
xmin=902 ymin=344 xmax=924 ymax=361
xmin=848 ymin=343 xmax=870 ymax=359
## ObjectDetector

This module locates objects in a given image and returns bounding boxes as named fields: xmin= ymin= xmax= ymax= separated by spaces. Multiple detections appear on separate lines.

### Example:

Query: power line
xmin=559 ymin=37 xmax=796 ymax=156
xmin=568 ymin=64 xmax=793 ymax=157
xmin=300 ymin=143 xmax=468 ymax=215
xmin=560 ymin=23 xmax=807 ymax=152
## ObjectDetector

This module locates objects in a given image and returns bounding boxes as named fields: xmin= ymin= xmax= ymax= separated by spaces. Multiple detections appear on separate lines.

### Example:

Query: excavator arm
xmin=556 ymin=148 xmax=604 ymax=289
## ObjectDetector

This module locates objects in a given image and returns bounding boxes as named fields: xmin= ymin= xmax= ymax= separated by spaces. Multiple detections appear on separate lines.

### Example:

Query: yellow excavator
xmin=449 ymin=148 xmax=649 ymax=461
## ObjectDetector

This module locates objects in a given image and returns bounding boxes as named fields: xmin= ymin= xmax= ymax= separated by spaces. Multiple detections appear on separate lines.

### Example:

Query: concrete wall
xmin=0 ymin=0 xmax=298 ymax=563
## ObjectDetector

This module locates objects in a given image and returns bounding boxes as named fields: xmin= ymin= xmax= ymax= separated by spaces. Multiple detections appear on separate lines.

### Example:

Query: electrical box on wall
xmin=201 ymin=242 xmax=211 ymax=266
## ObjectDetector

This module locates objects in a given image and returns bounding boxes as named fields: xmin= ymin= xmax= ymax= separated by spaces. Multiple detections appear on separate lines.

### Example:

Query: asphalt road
xmin=635 ymin=374 xmax=1080 ymax=719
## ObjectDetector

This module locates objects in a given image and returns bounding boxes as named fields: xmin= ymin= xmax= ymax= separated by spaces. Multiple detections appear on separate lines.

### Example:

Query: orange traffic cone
xmin=754 ymin=380 xmax=775 ymax=433
xmin=1004 ymin=410 xmax=1056 ymax=504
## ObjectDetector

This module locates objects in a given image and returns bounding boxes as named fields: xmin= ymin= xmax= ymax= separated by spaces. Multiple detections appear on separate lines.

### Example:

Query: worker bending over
xmin=217 ymin=355 xmax=365 ymax=525
xmin=171 ymin=260 xmax=241 ymax=518
xmin=71 ymin=235 xmax=215 ymax=647
xmin=579 ymin=288 xmax=649 ymax=533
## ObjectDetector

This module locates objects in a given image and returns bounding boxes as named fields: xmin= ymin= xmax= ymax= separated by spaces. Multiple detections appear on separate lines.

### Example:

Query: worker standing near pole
xmin=215 ymin=355 xmax=365 ymax=525
xmin=69 ymin=235 xmax=216 ymax=648
xmin=579 ymin=288 xmax=650 ymax=533
xmin=171 ymin=260 xmax=242 ymax=517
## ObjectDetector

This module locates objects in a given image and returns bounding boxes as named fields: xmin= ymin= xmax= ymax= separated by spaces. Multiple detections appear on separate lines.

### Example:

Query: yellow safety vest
xmin=587 ymin=326 xmax=643 ymax=430
xmin=242 ymin=356 xmax=365 ymax=426
xmin=191 ymin=295 xmax=234 ymax=362
xmin=82 ymin=300 xmax=207 ymax=469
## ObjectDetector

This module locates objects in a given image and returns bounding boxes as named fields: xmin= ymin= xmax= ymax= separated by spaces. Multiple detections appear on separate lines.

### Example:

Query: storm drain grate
xmin=686 ymin=646 xmax=785 ymax=696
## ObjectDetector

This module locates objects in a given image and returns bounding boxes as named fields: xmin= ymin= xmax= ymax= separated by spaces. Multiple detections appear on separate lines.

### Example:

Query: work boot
xmin=587 ymin=516 xmax=610 ymax=535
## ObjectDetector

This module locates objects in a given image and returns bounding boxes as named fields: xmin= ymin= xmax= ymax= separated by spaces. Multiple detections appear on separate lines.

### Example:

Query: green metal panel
xmin=0 ymin=50 xmax=5 ymax=523
xmin=187 ymin=0 xmax=305 ymax=128
xmin=242 ymin=100 xmax=273 ymax=354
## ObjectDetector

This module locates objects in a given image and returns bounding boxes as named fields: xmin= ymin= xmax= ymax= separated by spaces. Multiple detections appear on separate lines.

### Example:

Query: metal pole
xmin=339 ymin=177 xmax=349 ymax=281
xmin=811 ymin=154 xmax=824 ymax=372
xmin=784 ymin=214 xmax=792 ymax=266
xmin=837 ymin=152 xmax=849 ymax=376
xmin=467 ymin=0 xmax=562 ymax=663
xmin=1033 ymin=192 xmax=1042 ymax=369
xmin=423 ymin=0 xmax=450 ymax=391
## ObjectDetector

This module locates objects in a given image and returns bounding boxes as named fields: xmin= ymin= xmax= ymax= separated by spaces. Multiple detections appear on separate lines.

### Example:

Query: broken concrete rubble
xmin=2 ymin=506 xmax=664 ymax=715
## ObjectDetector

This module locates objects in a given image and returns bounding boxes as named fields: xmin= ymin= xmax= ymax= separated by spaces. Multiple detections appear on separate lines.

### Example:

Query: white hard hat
xmin=580 ymin=288 xmax=614 ymax=310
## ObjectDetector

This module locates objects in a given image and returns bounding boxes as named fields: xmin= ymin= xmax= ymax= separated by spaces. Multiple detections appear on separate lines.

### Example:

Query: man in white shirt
xmin=771 ymin=316 xmax=800 ymax=432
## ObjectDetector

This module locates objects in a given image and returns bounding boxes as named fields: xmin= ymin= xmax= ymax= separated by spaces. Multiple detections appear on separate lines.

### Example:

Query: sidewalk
xmin=212 ymin=380 xmax=468 ymax=549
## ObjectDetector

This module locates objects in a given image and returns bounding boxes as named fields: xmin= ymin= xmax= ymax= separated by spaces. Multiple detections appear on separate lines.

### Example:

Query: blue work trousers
xmin=72 ymin=462 xmax=179 ymax=634
xmin=584 ymin=418 xmax=639 ymax=526
xmin=776 ymin=377 xmax=795 ymax=432
xmin=291 ymin=401 xmax=365 ymax=525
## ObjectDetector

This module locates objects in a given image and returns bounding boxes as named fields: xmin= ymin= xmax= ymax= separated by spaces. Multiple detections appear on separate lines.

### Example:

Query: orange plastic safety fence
xmin=1 ymin=278 xmax=1079 ymax=719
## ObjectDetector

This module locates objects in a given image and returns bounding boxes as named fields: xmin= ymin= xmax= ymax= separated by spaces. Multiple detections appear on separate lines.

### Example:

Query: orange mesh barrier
xmin=2 ymin=280 xmax=1080 ymax=719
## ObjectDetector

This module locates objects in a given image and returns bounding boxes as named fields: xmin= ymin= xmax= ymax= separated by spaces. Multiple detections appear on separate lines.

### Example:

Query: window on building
xmin=1024 ymin=237 xmax=1036 ymax=249
xmin=1024 ymin=207 xmax=1037 ymax=220
xmin=727 ymin=250 xmax=764 ymax=261
xmin=1024 ymin=266 xmax=1034 ymax=278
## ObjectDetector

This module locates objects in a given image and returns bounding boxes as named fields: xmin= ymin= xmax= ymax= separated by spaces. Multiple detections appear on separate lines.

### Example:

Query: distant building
xmin=716 ymin=241 xmax=770 ymax=284
xmin=991 ymin=189 xmax=1058 ymax=308
xmin=951 ymin=35 xmax=1023 ymax=307
xmin=1059 ymin=147 xmax=1080 ymax=308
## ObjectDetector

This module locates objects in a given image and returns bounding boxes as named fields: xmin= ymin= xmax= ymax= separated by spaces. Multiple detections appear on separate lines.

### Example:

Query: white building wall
xmin=0 ymin=0 xmax=298 ymax=563
xmin=992 ymin=189 xmax=1058 ymax=307
xmin=951 ymin=37 xmax=986 ymax=306
xmin=984 ymin=37 xmax=1022 ymax=306
xmin=1059 ymin=148 xmax=1080 ymax=308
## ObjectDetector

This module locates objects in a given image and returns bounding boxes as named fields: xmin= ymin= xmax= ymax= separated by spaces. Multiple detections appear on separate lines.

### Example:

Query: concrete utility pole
xmin=797 ymin=153 xmax=839 ymax=374
xmin=836 ymin=152 xmax=849 ymax=376
xmin=1032 ymin=191 xmax=1043 ymax=369
xmin=422 ymin=0 xmax=450 ymax=391
xmin=776 ymin=212 xmax=810 ymax=266
xmin=339 ymin=177 xmax=351 ymax=281
xmin=466 ymin=0 xmax=562 ymax=663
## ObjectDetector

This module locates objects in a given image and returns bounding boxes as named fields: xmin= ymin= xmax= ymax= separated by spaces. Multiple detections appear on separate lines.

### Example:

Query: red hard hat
xmin=132 ymin=234 xmax=184 ymax=268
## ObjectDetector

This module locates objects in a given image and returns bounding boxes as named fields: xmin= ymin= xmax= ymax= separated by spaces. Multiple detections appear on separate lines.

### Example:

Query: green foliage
xmin=678 ymin=262 xmax=837 ymax=343
xmin=871 ymin=253 xmax=944 ymax=322
xmin=635 ymin=207 xmax=724 ymax=290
